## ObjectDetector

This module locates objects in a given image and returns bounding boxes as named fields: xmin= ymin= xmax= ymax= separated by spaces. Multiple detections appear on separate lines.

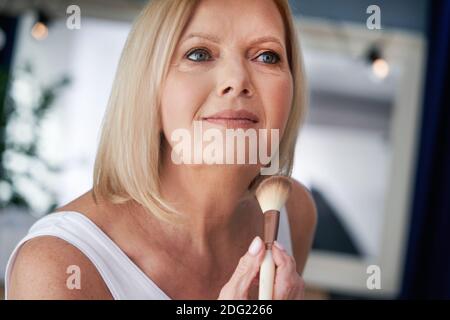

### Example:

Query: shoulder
xmin=286 ymin=178 xmax=317 ymax=232
xmin=54 ymin=189 xmax=111 ymax=231
xmin=285 ymin=177 xmax=317 ymax=275
xmin=8 ymin=235 xmax=113 ymax=299
xmin=54 ymin=189 xmax=99 ymax=217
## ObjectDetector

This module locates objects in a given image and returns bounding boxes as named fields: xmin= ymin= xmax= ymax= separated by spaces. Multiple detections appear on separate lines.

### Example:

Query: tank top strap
xmin=4 ymin=211 xmax=171 ymax=300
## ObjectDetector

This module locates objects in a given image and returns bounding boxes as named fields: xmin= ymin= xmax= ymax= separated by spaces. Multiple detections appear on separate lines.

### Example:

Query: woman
xmin=6 ymin=0 xmax=316 ymax=300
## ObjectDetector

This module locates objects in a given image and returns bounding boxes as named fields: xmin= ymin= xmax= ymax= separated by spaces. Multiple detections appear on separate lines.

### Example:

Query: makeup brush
xmin=255 ymin=175 xmax=292 ymax=300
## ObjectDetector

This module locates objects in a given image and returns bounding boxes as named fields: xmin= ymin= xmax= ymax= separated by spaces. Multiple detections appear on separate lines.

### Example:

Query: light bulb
xmin=372 ymin=58 xmax=390 ymax=79
xmin=31 ymin=22 xmax=48 ymax=40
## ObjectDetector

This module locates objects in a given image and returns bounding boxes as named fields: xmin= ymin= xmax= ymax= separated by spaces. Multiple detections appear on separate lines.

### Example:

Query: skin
xmin=8 ymin=0 xmax=317 ymax=300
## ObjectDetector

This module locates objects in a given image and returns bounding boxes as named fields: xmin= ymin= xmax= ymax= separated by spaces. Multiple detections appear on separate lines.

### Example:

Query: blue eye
xmin=257 ymin=51 xmax=281 ymax=64
xmin=186 ymin=48 xmax=212 ymax=62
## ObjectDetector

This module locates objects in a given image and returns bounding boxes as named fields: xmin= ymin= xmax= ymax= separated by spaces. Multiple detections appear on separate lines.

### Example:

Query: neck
xmin=156 ymin=143 xmax=260 ymax=257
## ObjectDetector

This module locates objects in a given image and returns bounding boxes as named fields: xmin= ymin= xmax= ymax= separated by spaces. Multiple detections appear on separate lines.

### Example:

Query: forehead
xmin=182 ymin=0 xmax=286 ymax=43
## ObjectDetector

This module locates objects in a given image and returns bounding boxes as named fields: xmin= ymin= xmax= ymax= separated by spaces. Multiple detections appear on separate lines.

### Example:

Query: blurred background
xmin=0 ymin=0 xmax=449 ymax=299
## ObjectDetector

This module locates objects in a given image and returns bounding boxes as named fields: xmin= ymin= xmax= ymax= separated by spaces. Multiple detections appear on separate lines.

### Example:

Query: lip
xmin=201 ymin=109 xmax=260 ymax=127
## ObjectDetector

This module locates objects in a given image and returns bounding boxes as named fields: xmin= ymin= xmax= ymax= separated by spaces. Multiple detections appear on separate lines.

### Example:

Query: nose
xmin=217 ymin=57 xmax=254 ymax=98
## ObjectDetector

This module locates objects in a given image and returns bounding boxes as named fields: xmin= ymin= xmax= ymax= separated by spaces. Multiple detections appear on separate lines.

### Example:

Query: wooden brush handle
xmin=259 ymin=248 xmax=275 ymax=300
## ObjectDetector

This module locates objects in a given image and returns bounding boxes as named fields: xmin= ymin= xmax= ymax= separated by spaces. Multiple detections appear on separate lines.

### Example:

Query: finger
xmin=226 ymin=237 xmax=265 ymax=296
xmin=251 ymin=270 xmax=260 ymax=286
xmin=272 ymin=241 xmax=295 ymax=270
xmin=272 ymin=241 xmax=298 ymax=299
xmin=230 ymin=236 xmax=265 ymax=284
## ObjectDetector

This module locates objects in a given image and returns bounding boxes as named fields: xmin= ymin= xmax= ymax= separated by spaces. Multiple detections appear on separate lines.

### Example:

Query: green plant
xmin=0 ymin=62 xmax=70 ymax=214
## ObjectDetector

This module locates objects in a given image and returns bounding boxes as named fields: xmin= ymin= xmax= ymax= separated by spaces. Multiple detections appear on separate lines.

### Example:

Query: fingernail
xmin=248 ymin=236 xmax=263 ymax=256
xmin=274 ymin=241 xmax=285 ymax=251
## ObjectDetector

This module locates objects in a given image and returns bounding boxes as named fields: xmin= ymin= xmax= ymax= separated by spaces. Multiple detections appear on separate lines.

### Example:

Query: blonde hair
xmin=93 ymin=0 xmax=307 ymax=224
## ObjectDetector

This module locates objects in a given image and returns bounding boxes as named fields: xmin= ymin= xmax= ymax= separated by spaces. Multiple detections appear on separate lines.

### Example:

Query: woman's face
xmin=160 ymin=0 xmax=293 ymax=167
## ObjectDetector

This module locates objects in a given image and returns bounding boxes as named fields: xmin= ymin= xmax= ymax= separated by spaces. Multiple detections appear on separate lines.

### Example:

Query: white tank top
xmin=4 ymin=209 xmax=293 ymax=300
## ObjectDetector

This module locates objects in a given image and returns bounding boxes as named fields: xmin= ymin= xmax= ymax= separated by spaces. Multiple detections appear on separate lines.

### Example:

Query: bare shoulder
xmin=285 ymin=177 xmax=318 ymax=275
xmin=54 ymin=189 xmax=98 ymax=216
xmin=8 ymin=235 xmax=113 ymax=299
xmin=54 ymin=190 xmax=112 ymax=231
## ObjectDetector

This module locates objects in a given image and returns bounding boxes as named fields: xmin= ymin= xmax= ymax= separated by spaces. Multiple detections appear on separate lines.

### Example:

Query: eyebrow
xmin=182 ymin=32 xmax=285 ymax=48
xmin=183 ymin=32 xmax=221 ymax=43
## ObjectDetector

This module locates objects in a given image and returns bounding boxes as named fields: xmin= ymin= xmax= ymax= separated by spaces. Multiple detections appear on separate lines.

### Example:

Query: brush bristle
xmin=255 ymin=176 xmax=292 ymax=212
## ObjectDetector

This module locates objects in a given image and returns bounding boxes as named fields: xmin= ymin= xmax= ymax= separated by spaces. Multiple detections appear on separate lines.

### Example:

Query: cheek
xmin=261 ymin=75 xmax=293 ymax=135
xmin=160 ymin=70 xmax=211 ymax=141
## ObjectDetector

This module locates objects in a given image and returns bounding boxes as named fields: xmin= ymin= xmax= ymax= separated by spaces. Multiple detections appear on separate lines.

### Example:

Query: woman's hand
xmin=217 ymin=236 xmax=305 ymax=300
